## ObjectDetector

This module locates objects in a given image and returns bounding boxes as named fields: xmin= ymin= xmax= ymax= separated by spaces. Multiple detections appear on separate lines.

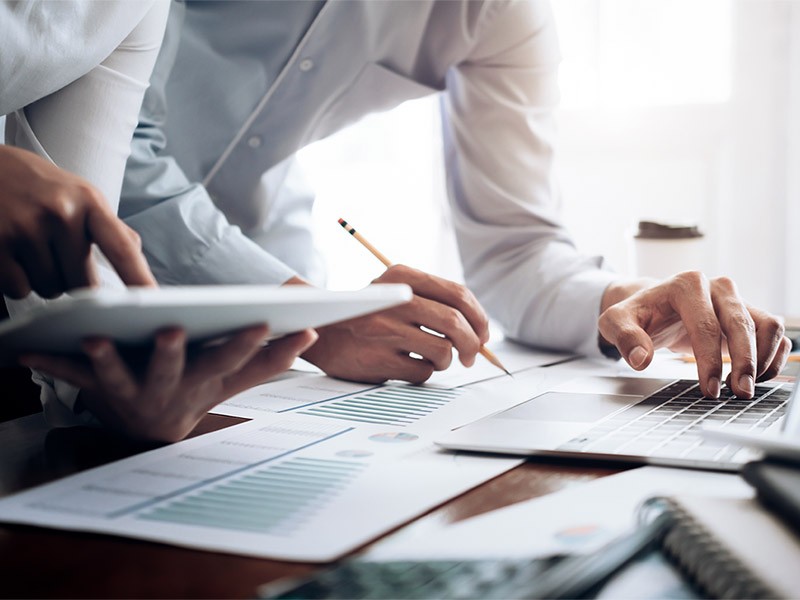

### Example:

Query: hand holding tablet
xmin=1 ymin=284 xmax=412 ymax=362
xmin=9 ymin=284 xmax=411 ymax=441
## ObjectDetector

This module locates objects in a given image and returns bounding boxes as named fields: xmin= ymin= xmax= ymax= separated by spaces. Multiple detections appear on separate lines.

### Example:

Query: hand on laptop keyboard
xmin=597 ymin=272 xmax=791 ymax=400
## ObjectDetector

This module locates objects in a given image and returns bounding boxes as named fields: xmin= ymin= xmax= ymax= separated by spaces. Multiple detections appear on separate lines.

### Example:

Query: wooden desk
xmin=0 ymin=413 xmax=622 ymax=599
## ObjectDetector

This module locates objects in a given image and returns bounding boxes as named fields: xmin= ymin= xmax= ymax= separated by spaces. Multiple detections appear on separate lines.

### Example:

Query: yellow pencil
xmin=338 ymin=218 xmax=512 ymax=377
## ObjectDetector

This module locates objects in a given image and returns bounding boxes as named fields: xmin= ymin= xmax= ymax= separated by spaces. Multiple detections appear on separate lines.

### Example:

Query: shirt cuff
xmin=179 ymin=228 xmax=298 ymax=285
xmin=517 ymin=268 xmax=620 ymax=360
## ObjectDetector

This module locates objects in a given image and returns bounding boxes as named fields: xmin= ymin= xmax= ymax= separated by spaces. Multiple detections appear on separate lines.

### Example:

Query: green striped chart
xmin=139 ymin=457 xmax=366 ymax=535
xmin=296 ymin=386 xmax=464 ymax=426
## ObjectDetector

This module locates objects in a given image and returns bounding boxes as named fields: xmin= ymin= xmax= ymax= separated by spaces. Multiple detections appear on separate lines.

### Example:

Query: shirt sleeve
xmin=441 ymin=0 xmax=619 ymax=358
xmin=0 ymin=0 xmax=158 ymax=116
xmin=119 ymin=1 xmax=298 ymax=287
xmin=3 ymin=0 xmax=169 ymax=426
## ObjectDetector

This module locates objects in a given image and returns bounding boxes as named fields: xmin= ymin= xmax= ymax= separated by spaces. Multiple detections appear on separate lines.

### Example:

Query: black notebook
xmin=640 ymin=494 xmax=800 ymax=599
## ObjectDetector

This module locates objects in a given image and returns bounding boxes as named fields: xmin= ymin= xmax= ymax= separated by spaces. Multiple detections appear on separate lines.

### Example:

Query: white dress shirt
xmin=122 ymin=0 xmax=618 ymax=362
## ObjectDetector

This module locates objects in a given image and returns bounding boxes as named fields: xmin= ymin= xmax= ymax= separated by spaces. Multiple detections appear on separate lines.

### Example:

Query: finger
xmin=757 ymin=335 xmax=791 ymax=382
xmin=398 ymin=325 xmax=454 ymax=371
xmin=748 ymin=306 xmax=786 ymax=379
xmin=710 ymin=279 xmax=756 ymax=398
xmin=395 ymin=295 xmax=480 ymax=367
xmin=0 ymin=255 xmax=32 ymax=299
xmin=331 ymin=349 xmax=435 ymax=385
xmin=52 ymin=217 xmax=96 ymax=291
xmin=378 ymin=265 xmax=490 ymax=344
xmin=185 ymin=324 xmax=270 ymax=384
xmin=82 ymin=338 xmax=139 ymax=401
xmin=86 ymin=205 xmax=156 ymax=287
xmin=20 ymin=354 xmax=95 ymax=390
xmin=388 ymin=352 xmax=436 ymax=385
xmin=597 ymin=304 xmax=656 ymax=372
xmin=15 ymin=238 xmax=65 ymax=299
xmin=143 ymin=328 xmax=186 ymax=400
xmin=221 ymin=329 xmax=319 ymax=400
xmin=666 ymin=273 xmax=724 ymax=398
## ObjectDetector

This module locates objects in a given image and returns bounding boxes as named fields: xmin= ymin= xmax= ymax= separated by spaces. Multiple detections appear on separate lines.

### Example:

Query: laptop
xmin=435 ymin=374 xmax=795 ymax=471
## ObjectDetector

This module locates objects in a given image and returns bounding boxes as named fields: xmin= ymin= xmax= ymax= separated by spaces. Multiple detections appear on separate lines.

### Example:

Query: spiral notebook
xmin=641 ymin=494 xmax=800 ymax=598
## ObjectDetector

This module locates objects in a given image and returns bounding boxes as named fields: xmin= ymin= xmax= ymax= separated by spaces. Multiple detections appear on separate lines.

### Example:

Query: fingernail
xmin=628 ymin=346 xmax=648 ymax=369
xmin=739 ymin=374 xmax=755 ymax=397
xmin=708 ymin=377 xmax=721 ymax=398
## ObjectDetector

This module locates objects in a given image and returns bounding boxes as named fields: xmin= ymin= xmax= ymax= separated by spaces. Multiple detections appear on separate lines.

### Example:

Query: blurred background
xmin=299 ymin=0 xmax=800 ymax=320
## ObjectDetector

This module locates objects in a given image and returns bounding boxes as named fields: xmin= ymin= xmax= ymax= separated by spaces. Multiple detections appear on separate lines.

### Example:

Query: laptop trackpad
xmin=498 ymin=392 xmax=640 ymax=423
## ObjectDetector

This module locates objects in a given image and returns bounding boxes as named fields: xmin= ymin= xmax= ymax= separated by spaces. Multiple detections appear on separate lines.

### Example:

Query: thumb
xmin=598 ymin=308 xmax=655 ymax=371
xmin=223 ymin=329 xmax=319 ymax=396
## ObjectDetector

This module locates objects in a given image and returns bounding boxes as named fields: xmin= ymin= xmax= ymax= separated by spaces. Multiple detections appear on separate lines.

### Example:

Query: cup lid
xmin=635 ymin=221 xmax=703 ymax=239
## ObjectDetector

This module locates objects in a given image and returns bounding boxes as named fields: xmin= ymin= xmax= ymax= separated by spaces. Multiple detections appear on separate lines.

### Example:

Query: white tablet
xmin=0 ymin=284 xmax=411 ymax=363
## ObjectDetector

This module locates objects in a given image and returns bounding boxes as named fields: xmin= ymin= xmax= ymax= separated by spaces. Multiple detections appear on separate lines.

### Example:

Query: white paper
xmin=365 ymin=466 xmax=753 ymax=561
xmin=0 ymin=350 xmax=730 ymax=563
xmin=424 ymin=340 xmax=575 ymax=388
xmin=0 ymin=346 xmax=584 ymax=562
xmin=216 ymin=374 xmax=375 ymax=418
xmin=0 ymin=415 xmax=521 ymax=562
xmin=214 ymin=343 xmax=579 ymax=423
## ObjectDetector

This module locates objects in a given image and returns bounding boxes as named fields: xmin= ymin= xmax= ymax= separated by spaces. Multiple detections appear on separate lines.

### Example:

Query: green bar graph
xmin=139 ymin=457 xmax=365 ymax=535
xmin=298 ymin=386 xmax=463 ymax=426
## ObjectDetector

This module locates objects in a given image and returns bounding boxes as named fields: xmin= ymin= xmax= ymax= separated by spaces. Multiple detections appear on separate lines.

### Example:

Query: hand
xmin=0 ymin=145 xmax=155 ymax=299
xmin=598 ymin=271 xmax=790 ymax=399
xmin=20 ymin=326 xmax=318 ymax=442
xmin=295 ymin=265 xmax=490 ymax=384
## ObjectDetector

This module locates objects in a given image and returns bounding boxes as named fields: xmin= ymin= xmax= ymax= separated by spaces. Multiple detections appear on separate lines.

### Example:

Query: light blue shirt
xmin=121 ymin=0 xmax=618 ymax=357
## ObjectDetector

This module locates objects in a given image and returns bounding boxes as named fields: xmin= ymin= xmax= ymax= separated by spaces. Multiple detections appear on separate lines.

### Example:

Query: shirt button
xmin=247 ymin=135 xmax=262 ymax=148
xmin=299 ymin=58 xmax=314 ymax=72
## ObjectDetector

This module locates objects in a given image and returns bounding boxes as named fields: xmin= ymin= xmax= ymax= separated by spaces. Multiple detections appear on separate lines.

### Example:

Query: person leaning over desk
xmin=31 ymin=0 xmax=792 ymax=425
xmin=0 ymin=0 xmax=316 ymax=442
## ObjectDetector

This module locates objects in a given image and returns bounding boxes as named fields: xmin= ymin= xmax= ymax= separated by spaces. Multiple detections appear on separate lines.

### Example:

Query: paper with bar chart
xmin=0 ymin=345 xmax=579 ymax=561
xmin=0 ymin=415 xmax=521 ymax=561
xmin=214 ymin=342 xmax=574 ymax=425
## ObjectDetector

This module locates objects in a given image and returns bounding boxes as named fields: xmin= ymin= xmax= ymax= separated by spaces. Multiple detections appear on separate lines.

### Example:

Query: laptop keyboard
xmin=557 ymin=380 xmax=790 ymax=463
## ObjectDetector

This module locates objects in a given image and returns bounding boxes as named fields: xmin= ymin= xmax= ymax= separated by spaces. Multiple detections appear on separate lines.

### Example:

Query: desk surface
xmin=0 ymin=412 xmax=621 ymax=599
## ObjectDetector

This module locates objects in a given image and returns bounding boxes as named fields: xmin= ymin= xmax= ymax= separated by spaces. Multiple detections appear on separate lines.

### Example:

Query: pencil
xmin=679 ymin=354 xmax=800 ymax=363
xmin=338 ymin=217 xmax=512 ymax=377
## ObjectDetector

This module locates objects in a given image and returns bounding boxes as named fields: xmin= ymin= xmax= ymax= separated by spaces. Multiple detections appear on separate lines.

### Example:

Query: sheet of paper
xmin=214 ymin=342 xmax=581 ymax=423
xmin=0 ymin=356 xmax=591 ymax=562
xmin=365 ymin=465 xmax=752 ymax=561
xmin=0 ymin=415 xmax=521 ymax=562
xmin=215 ymin=374 xmax=376 ymax=418
xmin=424 ymin=340 xmax=575 ymax=388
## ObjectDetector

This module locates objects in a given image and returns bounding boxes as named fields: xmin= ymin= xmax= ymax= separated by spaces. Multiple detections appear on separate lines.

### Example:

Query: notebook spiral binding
xmin=641 ymin=497 xmax=781 ymax=599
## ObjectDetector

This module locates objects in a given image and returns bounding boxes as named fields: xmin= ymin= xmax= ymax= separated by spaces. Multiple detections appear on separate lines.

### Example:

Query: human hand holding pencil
xmin=290 ymin=218 xmax=508 ymax=384
xmin=336 ymin=217 xmax=510 ymax=377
